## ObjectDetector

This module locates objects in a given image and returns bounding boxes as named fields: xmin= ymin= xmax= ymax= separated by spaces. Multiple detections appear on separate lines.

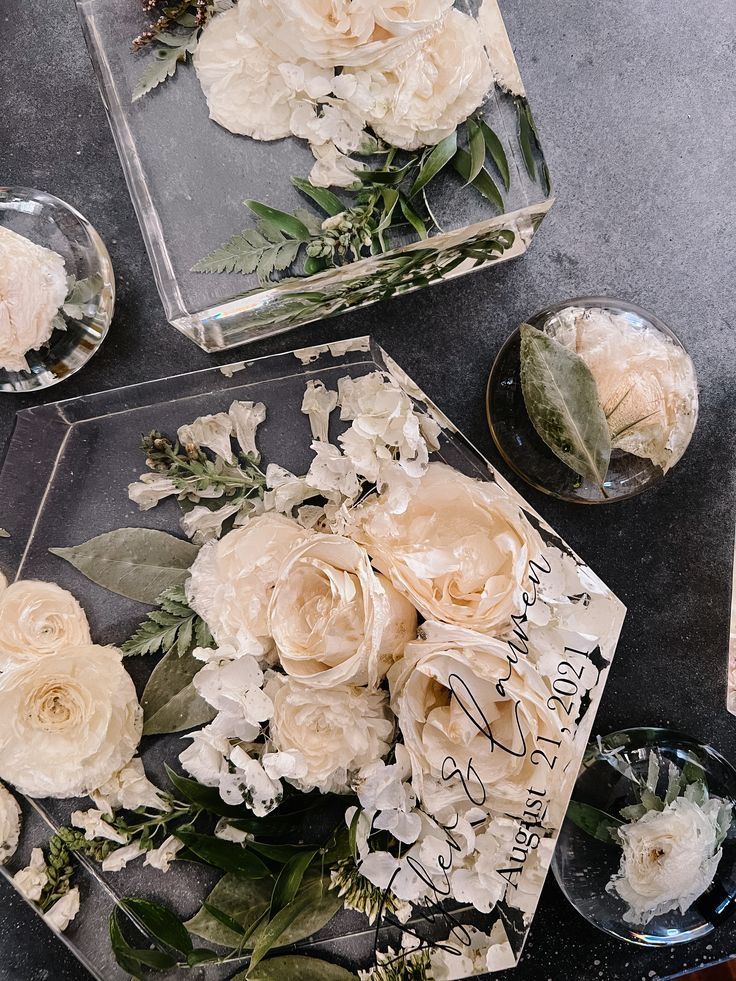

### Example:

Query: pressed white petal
xmin=0 ymin=782 xmax=20 ymax=865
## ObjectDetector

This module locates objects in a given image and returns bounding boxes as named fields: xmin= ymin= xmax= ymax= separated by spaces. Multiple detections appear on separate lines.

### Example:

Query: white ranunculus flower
xmin=0 ymin=782 xmax=20 ymax=865
xmin=346 ymin=9 xmax=493 ymax=150
xmin=0 ymin=645 xmax=142 ymax=799
xmin=349 ymin=462 xmax=542 ymax=634
xmin=388 ymin=621 xmax=567 ymax=817
xmin=269 ymin=533 xmax=417 ymax=688
xmin=244 ymin=0 xmax=452 ymax=70
xmin=194 ymin=8 xmax=294 ymax=140
xmin=607 ymin=795 xmax=728 ymax=924
xmin=0 ymin=580 xmax=91 ymax=670
xmin=186 ymin=512 xmax=312 ymax=654
xmin=266 ymin=674 xmax=394 ymax=793
xmin=0 ymin=226 xmax=67 ymax=373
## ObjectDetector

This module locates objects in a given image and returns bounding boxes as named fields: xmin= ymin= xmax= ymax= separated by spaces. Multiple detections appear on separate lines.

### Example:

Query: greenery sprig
xmin=122 ymin=584 xmax=212 ymax=657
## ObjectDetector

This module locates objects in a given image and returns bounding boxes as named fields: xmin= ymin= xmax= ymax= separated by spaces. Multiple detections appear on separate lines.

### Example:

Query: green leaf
xmin=202 ymin=902 xmax=250 ymax=938
xmin=270 ymin=850 xmax=317 ymax=916
xmin=174 ymin=831 xmax=270 ymax=878
xmin=290 ymin=177 xmax=344 ymax=217
xmin=249 ymin=879 xmax=324 ymax=973
xmin=450 ymin=149 xmax=503 ymax=209
xmin=123 ymin=585 xmax=203 ymax=658
xmin=141 ymin=647 xmax=216 ymax=735
xmin=245 ymin=201 xmax=311 ymax=240
xmin=166 ymin=766 xmax=248 ymax=819
xmin=120 ymin=897 xmax=193 ymax=955
xmin=479 ymin=120 xmax=510 ymax=190
xmin=410 ymin=131 xmax=457 ymax=197
xmin=49 ymin=528 xmax=199 ymax=604
xmin=520 ymin=324 xmax=612 ymax=485
xmin=192 ymin=227 xmax=302 ymax=280
xmin=466 ymin=118 xmax=487 ymax=185
xmin=132 ymin=43 xmax=191 ymax=102
xmin=566 ymin=800 xmax=623 ymax=843
xmin=241 ymin=955 xmax=358 ymax=980
xmin=187 ymin=949 xmax=221 ymax=966
xmin=517 ymin=98 xmax=537 ymax=180
xmin=398 ymin=194 xmax=428 ymax=240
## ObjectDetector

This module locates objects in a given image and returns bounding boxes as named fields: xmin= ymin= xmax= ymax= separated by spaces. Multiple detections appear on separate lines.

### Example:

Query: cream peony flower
xmin=0 ymin=226 xmax=67 ymax=373
xmin=349 ymin=462 xmax=542 ymax=634
xmin=0 ymin=782 xmax=20 ymax=865
xmin=266 ymin=674 xmax=394 ymax=793
xmin=194 ymin=8 xmax=294 ymax=140
xmin=269 ymin=533 xmax=417 ymax=687
xmin=547 ymin=306 xmax=699 ymax=473
xmin=244 ymin=0 xmax=453 ymax=71
xmin=344 ymin=9 xmax=493 ymax=150
xmin=607 ymin=795 xmax=728 ymax=924
xmin=388 ymin=621 xmax=567 ymax=817
xmin=0 ymin=645 xmax=142 ymax=798
xmin=186 ymin=512 xmax=312 ymax=654
xmin=0 ymin=580 xmax=91 ymax=670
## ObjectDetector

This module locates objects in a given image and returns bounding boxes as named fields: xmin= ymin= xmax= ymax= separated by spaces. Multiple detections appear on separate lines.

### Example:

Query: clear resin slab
xmin=74 ymin=0 xmax=553 ymax=351
xmin=0 ymin=338 xmax=623 ymax=978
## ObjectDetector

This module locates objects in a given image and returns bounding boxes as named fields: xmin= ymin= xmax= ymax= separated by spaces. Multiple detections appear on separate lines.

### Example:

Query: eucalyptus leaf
xmin=466 ymin=118 xmax=486 ymax=185
xmin=242 ymin=955 xmax=358 ymax=980
xmin=450 ymin=149 xmax=503 ymax=209
xmin=520 ymin=324 xmax=612 ymax=485
xmin=566 ymin=800 xmax=623 ymax=844
xmin=142 ymin=648 xmax=215 ymax=735
xmin=398 ymin=194 xmax=428 ymax=239
xmin=516 ymin=98 xmax=537 ymax=180
xmin=410 ymin=131 xmax=457 ymax=197
xmin=479 ymin=120 xmax=510 ymax=190
xmin=49 ymin=528 xmax=199 ymax=603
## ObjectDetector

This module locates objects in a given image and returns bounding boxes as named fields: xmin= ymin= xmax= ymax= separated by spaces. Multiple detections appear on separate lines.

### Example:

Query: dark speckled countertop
xmin=1 ymin=1 xmax=735 ymax=979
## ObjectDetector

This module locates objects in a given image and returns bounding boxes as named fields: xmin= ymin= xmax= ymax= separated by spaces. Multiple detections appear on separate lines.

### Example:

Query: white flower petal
xmin=178 ymin=412 xmax=234 ymax=464
xmin=44 ymin=887 xmax=80 ymax=933
xmin=229 ymin=400 xmax=266 ymax=458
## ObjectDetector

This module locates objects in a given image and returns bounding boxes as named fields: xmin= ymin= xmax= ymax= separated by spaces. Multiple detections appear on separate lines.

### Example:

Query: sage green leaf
xmin=245 ymin=201 xmax=311 ymax=240
xmin=120 ymin=898 xmax=193 ymax=955
xmin=270 ymin=850 xmax=318 ymax=916
xmin=398 ymin=194 xmax=428 ymax=240
xmin=566 ymin=800 xmax=622 ymax=844
xmin=174 ymin=831 xmax=270 ymax=878
xmin=410 ymin=131 xmax=457 ymax=197
xmin=450 ymin=149 xmax=503 ymax=209
xmin=479 ymin=120 xmax=510 ymax=190
xmin=290 ymin=178 xmax=344 ymax=217
xmin=49 ymin=528 xmax=199 ymax=603
xmin=516 ymin=98 xmax=537 ymax=180
xmin=142 ymin=647 xmax=216 ymax=735
xmin=242 ymin=956 xmax=358 ymax=980
xmin=466 ymin=118 xmax=486 ymax=185
xmin=520 ymin=324 xmax=612 ymax=484
xmin=249 ymin=879 xmax=324 ymax=973
xmin=186 ymin=873 xmax=342 ymax=950
xmin=132 ymin=43 xmax=191 ymax=102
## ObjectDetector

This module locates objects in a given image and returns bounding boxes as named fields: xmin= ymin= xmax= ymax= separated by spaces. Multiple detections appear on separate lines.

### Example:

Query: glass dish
xmin=0 ymin=187 xmax=114 ymax=393
xmin=74 ymin=0 xmax=554 ymax=352
xmin=486 ymin=297 xmax=698 ymax=504
xmin=553 ymin=727 xmax=736 ymax=947
xmin=0 ymin=337 xmax=625 ymax=978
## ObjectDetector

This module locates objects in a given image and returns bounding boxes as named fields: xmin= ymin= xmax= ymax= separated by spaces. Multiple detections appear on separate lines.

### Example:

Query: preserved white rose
xmin=547 ymin=306 xmax=699 ymax=473
xmin=0 ymin=644 xmax=142 ymax=798
xmin=269 ymin=533 xmax=417 ymax=687
xmin=348 ymin=9 xmax=493 ymax=150
xmin=186 ymin=512 xmax=312 ymax=654
xmin=607 ymin=794 xmax=729 ymax=924
xmin=388 ymin=621 xmax=568 ymax=816
xmin=266 ymin=673 xmax=394 ymax=793
xmin=349 ymin=462 xmax=542 ymax=634
xmin=0 ymin=782 xmax=20 ymax=865
xmin=0 ymin=580 xmax=91 ymax=670
xmin=0 ymin=226 xmax=67 ymax=372
xmin=244 ymin=0 xmax=453 ymax=71
xmin=194 ymin=8 xmax=294 ymax=139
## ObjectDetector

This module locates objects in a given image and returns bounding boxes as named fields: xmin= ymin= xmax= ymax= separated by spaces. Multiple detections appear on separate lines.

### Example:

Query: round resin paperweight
xmin=553 ymin=728 xmax=736 ymax=947
xmin=0 ymin=187 xmax=114 ymax=393
xmin=486 ymin=297 xmax=698 ymax=503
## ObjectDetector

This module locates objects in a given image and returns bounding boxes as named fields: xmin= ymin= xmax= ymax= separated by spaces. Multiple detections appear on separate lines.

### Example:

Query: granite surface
xmin=1 ymin=0 xmax=735 ymax=979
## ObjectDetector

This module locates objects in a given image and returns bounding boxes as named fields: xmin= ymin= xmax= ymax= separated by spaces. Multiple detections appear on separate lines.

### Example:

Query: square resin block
xmin=0 ymin=339 xmax=623 ymax=977
xmin=75 ymin=0 xmax=554 ymax=351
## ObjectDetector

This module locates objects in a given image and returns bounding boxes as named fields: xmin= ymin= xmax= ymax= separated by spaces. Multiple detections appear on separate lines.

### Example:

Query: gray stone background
xmin=1 ymin=0 xmax=735 ymax=978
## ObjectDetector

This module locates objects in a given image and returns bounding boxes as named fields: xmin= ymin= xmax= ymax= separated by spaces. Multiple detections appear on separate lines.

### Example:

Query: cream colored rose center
xmin=26 ymin=682 xmax=86 ymax=732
